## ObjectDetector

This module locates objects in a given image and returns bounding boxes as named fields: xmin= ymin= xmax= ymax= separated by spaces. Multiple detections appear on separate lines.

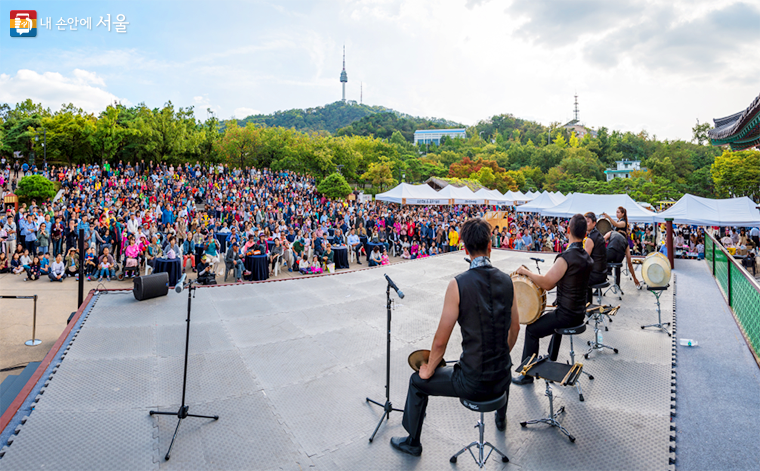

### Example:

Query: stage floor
xmin=0 ymin=250 xmax=675 ymax=470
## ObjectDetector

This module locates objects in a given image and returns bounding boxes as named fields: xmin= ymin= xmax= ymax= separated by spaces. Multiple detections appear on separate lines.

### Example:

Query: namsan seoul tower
xmin=340 ymin=45 xmax=348 ymax=102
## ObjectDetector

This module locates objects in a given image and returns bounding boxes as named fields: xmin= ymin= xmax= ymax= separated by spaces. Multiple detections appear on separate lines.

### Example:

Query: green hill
xmin=335 ymin=113 xmax=463 ymax=142
xmin=237 ymin=101 xmax=389 ymax=133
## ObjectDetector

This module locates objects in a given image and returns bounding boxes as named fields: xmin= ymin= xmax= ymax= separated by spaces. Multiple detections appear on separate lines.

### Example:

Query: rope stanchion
xmin=1 ymin=294 xmax=41 ymax=346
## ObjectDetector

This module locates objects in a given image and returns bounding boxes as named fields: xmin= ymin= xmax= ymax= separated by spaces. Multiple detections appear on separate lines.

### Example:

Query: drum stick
xmin=520 ymin=353 xmax=537 ymax=376
xmin=560 ymin=364 xmax=575 ymax=385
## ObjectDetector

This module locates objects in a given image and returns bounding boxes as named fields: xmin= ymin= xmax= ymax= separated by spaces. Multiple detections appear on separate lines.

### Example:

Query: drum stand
xmin=366 ymin=282 xmax=404 ymax=442
xmin=149 ymin=280 xmax=219 ymax=461
xmin=585 ymin=308 xmax=619 ymax=359
xmin=522 ymin=380 xmax=575 ymax=442
xmin=641 ymin=286 xmax=671 ymax=336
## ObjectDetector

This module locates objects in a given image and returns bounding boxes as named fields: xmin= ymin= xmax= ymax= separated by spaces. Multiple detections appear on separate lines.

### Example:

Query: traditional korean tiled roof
xmin=709 ymin=93 xmax=760 ymax=150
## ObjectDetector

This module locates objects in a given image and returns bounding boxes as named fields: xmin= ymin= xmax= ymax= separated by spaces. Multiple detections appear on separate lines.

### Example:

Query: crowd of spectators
xmin=0 ymin=159 xmax=758 ymax=283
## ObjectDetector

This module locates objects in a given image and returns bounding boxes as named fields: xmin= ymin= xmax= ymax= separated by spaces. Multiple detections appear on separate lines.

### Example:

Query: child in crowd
xmin=309 ymin=255 xmax=322 ymax=274
xmin=11 ymin=253 xmax=23 ymax=274
xmin=25 ymin=256 xmax=41 ymax=281
xmin=380 ymin=249 xmax=390 ymax=266
xmin=410 ymin=239 xmax=419 ymax=259
xmin=401 ymin=247 xmax=411 ymax=260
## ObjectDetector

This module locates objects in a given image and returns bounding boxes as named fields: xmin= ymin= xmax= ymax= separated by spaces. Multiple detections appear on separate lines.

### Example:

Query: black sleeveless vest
xmin=454 ymin=266 xmax=514 ymax=382
xmin=555 ymin=242 xmax=593 ymax=319
xmin=588 ymin=228 xmax=607 ymax=278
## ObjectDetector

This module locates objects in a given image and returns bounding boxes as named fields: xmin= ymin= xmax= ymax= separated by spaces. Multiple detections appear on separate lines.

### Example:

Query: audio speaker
xmin=133 ymin=272 xmax=170 ymax=301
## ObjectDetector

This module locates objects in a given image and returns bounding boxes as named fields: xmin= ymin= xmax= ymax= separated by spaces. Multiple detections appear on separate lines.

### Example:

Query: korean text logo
xmin=10 ymin=10 xmax=37 ymax=37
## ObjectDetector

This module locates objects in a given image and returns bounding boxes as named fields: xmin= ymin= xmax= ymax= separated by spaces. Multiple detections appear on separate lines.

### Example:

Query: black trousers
xmin=587 ymin=272 xmax=607 ymax=304
xmin=520 ymin=309 xmax=584 ymax=364
xmin=402 ymin=365 xmax=511 ymax=442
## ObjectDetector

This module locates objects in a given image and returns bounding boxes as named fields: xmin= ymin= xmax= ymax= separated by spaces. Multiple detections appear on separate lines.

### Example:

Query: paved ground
xmin=0 ymin=250 xmax=676 ymax=470
xmin=673 ymin=259 xmax=760 ymax=470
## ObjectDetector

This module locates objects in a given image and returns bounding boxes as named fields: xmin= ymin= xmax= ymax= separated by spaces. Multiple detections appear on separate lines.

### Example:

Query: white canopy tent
xmin=475 ymin=188 xmax=513 ymax=205
xmin=516 ymin=191 xmax=567 ymax=213
xmin=437 ymin=185 xmax=485 ymax=204
xmin=505 ymin=190 xmax=531 ymax=204
xmin=653 ymin=194 xmax=760 ymax=226
xmin=541 ymin=193 xmax=658 ymax=223
xmin=375 ymin=183 xmax=448 ymax=205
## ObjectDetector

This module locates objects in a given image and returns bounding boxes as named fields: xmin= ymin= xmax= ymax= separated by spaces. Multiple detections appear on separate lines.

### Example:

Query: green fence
xmin=704 ymin=232 xmax=760 ymax=362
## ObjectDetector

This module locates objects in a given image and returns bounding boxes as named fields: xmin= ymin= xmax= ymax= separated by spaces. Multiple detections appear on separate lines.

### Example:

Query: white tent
xmin=541 ymin=193 xmax=657 ymax=223
xmin=375 ymin=183 xmax=448 ymax=205
xmin=516 ymin=191 xmax=567 ymax=213
xmin=524 ymin=191 xmax=538 ymax=199
xmin=475 ymin=188 xmax=513 ymax=205
xmin=653 ymin=194 xmax=760 ymax=226
xmin=437 ymin=185 xmax=485 ymax=204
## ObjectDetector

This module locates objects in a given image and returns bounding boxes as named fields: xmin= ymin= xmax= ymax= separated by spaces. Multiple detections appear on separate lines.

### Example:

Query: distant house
xmin=414 ymin=128 xmax=466 ymax=146
xmin=605 ymin=160 xmax=645 ymax=181
xmin=562 ymin=120 xmax=597 ymax=139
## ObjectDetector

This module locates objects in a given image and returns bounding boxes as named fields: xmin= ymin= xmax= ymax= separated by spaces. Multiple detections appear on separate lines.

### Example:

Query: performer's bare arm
xmin=515 ymin=258 xmax=567 ymax=291
xmin=420 ymin=278 xmax=459 ymax=380
xmin=508 ymin=295 xmax=520 ymax=352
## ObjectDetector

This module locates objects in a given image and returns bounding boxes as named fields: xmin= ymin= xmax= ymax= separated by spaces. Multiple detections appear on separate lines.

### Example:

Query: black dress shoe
xmin=390 ymin=436 xmax=422 ymax=456
xmin=512 ymin=374 xmax=534 ymax=385
xmin=495 ymin=413 xmax=506 ymax=432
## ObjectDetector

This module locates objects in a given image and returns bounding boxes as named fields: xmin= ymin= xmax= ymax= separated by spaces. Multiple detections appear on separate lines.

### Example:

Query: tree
xmin=361 ymin=159 xmax=395 ymax=192
xmin=215 ymin=121 xmax=261 ymax=168
xmin=692 ymin=119 xmax=712 ymax=145
xmin=711 ymin=149 xmax=760 ymax=198
xmin=317 ymin=173 xmax=352 ymax=199
xmin=87 ymin=105 xmax=133 ymax=164
xmin=16 ymin=174 xmax=56 ymax=202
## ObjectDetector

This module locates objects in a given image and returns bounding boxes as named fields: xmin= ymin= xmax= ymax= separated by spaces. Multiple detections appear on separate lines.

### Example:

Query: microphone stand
xmin=366 ymin=279 xmax=404 ymax=443
xmin=149 ymin=279 xmax=219 ymax=460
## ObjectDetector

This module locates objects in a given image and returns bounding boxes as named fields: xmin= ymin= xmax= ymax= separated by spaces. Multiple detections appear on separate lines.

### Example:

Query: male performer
xmin=584 ymin=212 xmax=607 ymax=303
xmin=390 ymin=218 xmax=520 ymax=456
xmin=513 ymin=214 xmax=592 ymax=385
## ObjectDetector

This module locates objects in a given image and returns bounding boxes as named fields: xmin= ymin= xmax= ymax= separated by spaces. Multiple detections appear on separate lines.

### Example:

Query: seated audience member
xmin=369 ymin=245 xmax=382 ymax=266
xmin=321 ymin=243 xmax=334 ymax=268
xmin=310 ymin=255 xmax=323 ymax=274
xmin=298 ymin=254 xmax=311 ymax=274
xmin=0 ymin=252 xmax=9 ymax=273
xmin=39 ymin=253 xmax=50 ymax=276
xmin=11 ymin=253 xmax=24 ymax=274
xmin=25 ymin=256 xmax=41 ymax=281
xmin=401 ymin=247 xmax=411 ymax=260
xmin=380 ymin=249 xmax=390 ymax=265
xmin=65 ymin=248 xmax=80 ymax=278
xmin=49 ymin=254 xmax=65 ymax=282
xmin=269 ymin=238 xmax=284 ymax=274
xmin=196 ymin=255 xmax=216 ymax=285
xmin=97 ymin=247 xmax=116 ymax=281
xmin=225 ymin=242 xmax=245 ymax=282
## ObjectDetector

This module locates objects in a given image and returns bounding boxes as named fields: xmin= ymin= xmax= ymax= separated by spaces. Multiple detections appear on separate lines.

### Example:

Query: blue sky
xmin=2 ymin=0 xmax=760 ymax=140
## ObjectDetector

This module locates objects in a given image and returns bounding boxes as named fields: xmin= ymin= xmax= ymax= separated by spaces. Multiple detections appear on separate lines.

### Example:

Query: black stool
xmin=450 ymin=394 xmax=509 ymax=467
xmin=605 ymin=262 xmax=624 ymax=300
xmin=642 ymin=285 xmax=671 ymax=336
xmin=590 ymin=281 xmax=610 ymax=306
xmin=555 ymin=324 xmax=594 ymax=402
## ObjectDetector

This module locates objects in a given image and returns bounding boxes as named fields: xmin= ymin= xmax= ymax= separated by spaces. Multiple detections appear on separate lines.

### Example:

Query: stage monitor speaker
xmin=133 ymin=272 xmax=170 ymax=301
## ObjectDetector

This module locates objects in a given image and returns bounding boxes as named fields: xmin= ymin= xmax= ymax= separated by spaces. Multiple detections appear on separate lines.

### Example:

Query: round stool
xmin=606 ymin=262 xmax=624 ymax=300
xmin=590 ymin=280 xmax=610 ymax=306
xmin=450 ymin=393 xmax=509 ymax=467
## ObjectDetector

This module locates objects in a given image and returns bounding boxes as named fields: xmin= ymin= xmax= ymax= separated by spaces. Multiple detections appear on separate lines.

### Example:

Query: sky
xmin=1 ymin=0 xmax=759 ymax=140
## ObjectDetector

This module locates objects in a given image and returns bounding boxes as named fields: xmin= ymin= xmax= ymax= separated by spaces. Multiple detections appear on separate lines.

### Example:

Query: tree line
xmin=1 ymin=98 xmax=758 ymax=203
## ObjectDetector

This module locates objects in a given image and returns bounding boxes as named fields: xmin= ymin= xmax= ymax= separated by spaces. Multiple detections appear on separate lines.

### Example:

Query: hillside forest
xmin=1 ymin=99 xmax=759 ymax=204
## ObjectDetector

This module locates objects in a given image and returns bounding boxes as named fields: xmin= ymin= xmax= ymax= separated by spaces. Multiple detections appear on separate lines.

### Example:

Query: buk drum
xmin=641 ymin=252 xmax=671 ymax=287
xmin=511 ymin=272 xmax=547 ymax=325
xmin=596 ymin=218 xmax=613 ymax=236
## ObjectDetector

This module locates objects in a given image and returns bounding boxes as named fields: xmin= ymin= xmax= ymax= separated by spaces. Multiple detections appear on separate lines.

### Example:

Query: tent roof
xmin=653 ymin=194 xmax=760 ymax=226
xmin=541 ymin=193 xmax=657 ymax=223
xmin=437 ymin=185 xmax=485 ymax=204
xmin=474 ymin=188 xmax=513 ymax=204
xmin=516 ymin=191 xmax=567 ymax=213
xmin=375 ymin=183 xmax=448 ymax=205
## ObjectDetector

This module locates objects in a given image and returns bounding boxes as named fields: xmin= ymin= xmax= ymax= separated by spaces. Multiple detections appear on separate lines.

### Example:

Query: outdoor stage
xmin=0 ymin=250 xmax=676 ymax=470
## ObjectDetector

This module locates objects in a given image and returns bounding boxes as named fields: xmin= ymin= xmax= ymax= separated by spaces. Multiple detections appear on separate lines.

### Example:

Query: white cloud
xmin=233 ymin=107 xmax=260 ymax=119
xmin=0 ymin=69 xmax=129 ymax=113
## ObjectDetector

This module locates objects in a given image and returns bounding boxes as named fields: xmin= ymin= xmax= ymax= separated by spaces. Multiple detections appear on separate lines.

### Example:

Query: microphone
xmin=530 ymin=257 xmax=544 ymax=263
xmin=175 ymin=274 xmax=187 ymax=293
xmin=464 ymin=257 xmax=471 ymax=264
xmin=384 ymin=274 xmax=404 ymax=299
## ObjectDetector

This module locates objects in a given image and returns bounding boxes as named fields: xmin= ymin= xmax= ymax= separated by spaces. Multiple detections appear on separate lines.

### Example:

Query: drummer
xmin=390 ymin=218 xmax=520 ymax=457
xmin=513 ymin=214 xmax=592 ymax=385
xmin=584 ymin=212 xmax=607 ymax=303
